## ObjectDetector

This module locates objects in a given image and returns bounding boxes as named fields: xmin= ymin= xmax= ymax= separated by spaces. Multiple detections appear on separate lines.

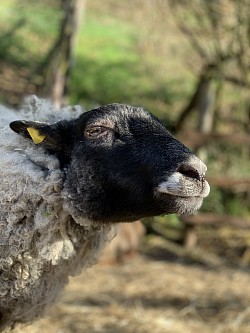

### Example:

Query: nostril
xmin=177 ymin=164 xmax=202 ymax=181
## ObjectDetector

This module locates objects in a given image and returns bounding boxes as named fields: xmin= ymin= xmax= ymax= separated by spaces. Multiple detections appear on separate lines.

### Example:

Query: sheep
xmin=99 ymin=221 xmax=146 ymax=263
xmin=0 ymin=96 xmax=210 ymax=331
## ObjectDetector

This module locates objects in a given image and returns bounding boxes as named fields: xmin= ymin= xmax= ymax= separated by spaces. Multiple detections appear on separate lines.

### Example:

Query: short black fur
xmin=10 ymin=103 xmax=205 ymax=223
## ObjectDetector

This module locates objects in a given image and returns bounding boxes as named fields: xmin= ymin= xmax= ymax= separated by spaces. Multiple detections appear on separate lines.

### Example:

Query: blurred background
xmin=1 ymin=1 xmax=249 ymax=332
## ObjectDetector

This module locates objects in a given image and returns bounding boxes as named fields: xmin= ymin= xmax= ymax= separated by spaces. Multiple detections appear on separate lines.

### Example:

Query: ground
xmin=16 ymin=254 xmax=250 ymax=333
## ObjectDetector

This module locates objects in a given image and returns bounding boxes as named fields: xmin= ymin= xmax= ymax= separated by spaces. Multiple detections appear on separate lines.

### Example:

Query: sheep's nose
xmin=177 ymin=156 xmax=207 ymax=181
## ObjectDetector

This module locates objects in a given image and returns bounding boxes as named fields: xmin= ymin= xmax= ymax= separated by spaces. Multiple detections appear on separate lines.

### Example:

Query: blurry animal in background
xmin=100 ymin=221 xmax=146 ymax=263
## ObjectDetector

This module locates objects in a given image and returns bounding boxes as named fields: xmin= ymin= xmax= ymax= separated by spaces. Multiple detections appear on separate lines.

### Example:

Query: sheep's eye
xmin=85 ymin=126 xmax=108 ymax=138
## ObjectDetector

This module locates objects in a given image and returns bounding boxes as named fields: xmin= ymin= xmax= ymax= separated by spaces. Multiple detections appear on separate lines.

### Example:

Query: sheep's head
xmin=10 ymin=104 xmax=210 ymax=223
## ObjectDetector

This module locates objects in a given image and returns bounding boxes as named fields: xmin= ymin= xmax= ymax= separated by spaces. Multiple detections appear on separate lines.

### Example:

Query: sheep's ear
xmin=10 ymin=120 xmax=48 ymax=144
xmin=10 ymin=120 xmax=72 ymax=154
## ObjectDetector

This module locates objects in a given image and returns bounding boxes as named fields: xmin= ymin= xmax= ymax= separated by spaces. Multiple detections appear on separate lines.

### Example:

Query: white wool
xmin=0 ymin=96 xmax=114 ymax=329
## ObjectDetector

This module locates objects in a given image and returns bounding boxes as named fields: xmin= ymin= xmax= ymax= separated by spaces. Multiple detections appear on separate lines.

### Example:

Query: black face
xmin=63 ymin=106 xmax=192 ymax=222
xmin=10 ymin=104 xmax=209 ymax=223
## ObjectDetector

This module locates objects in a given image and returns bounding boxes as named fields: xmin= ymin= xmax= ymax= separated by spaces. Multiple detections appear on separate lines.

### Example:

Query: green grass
xmin=0 ymin=1 xmax=195 ymax=119
xmin=70 ymin=12 xmax=193 ymax=120
xmin=0 ymin=1 xmax=61 ymax=66
xmin=71 ymin=16 xmax=169 ymax=115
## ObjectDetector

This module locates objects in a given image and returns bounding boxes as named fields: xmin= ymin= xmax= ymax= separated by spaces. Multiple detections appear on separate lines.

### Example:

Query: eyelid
xmin=84 ymin=124 xmax=120 ymax=139
xmin=86 ymin=123 xmax=112 ymax=129
xmin=87 ymin=125 xmax=113 ymax=132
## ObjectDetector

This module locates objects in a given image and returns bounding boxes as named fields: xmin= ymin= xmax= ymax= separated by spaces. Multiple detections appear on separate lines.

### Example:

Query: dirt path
xmin=16 ymin=255 xmax=250 ymax=333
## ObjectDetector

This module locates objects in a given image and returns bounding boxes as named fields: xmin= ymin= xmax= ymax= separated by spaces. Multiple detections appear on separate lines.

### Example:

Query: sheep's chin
xmin=174 ymin=196 xmax=204 ymax=215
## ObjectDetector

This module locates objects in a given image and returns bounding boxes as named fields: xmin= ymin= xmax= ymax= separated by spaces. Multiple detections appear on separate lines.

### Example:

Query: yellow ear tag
xmin=27 ymin=127 xmax=46 ymax=144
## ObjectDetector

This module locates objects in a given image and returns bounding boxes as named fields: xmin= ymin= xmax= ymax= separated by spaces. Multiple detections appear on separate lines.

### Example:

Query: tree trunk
xmin=37 ymin=0 xmax=85 ymax=107
xmin=175 ymin=65 xmax=217 ymax=134
xmin=196 ymin=78 xmax=215 ymax=134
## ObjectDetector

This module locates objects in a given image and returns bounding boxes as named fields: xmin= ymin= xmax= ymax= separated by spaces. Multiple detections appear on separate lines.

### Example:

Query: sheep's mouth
xmin=155 ymin=171 xmax=210 ymax=199
xmin=155 ymin=186 xmax=208 ymax=215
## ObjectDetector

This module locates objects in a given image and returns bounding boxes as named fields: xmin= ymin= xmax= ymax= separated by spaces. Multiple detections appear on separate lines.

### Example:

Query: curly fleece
xmin=0 ymin=96 xmax=114 ymax=329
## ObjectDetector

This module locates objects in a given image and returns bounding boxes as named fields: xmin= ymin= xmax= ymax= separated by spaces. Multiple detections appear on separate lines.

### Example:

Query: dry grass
xmin=15 ymin=255 xmax=250 ymax=333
